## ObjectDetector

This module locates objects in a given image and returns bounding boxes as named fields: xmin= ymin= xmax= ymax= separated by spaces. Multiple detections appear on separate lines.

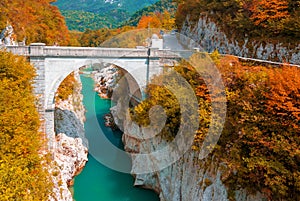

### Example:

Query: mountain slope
xmin=122 ymin=0 xmax=177 ymax=27
xmin=53 ymin=0 xmax=159 ymax=14
xmin=53 ymin=0 xmax=161 ymax=31
xmin=61 ymin=10 xmax=127 ymax=31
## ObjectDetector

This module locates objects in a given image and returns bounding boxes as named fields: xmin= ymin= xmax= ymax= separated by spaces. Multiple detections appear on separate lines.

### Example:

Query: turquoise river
xmin=72 ymin=74 xmax=159 ymax=201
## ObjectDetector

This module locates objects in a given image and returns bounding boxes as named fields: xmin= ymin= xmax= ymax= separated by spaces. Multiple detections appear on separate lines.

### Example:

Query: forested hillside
xmin=0 ymin=0 xmax=70 ymax=45
xmin=53 ymin=0 xmax=159 ymax=31
xmin=0 ymin=51 xmax=53 ymax=200
xmin=122 ymin=0 xmax=177 ymax=27
xmin=53 ymin=0 xmax=158 ymax=14
xmin=61 ymin=10 xmax=128 ymax=31
xmin=175 ymin=0 xmax=300 ymax=42
xmin=74 ymin=9 xmax=176 ymax=47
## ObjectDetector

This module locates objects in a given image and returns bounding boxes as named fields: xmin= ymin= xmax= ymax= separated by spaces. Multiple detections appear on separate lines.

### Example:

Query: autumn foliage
xmin=137 ymin=11 xmax=175 ymax=29
xmin=249 ymin=0 xmax=290 ymax=28
xmin=131 ymin=53 xmax=300 ymax=200
xmin=0 ymin=51 xmax=53 ymax=200
xmin=216 ymin=57 xmax=300 ymax=200
xmin=175 ymin=0 xmax=300 ymax=39
xmin=0 ymin=0 xmax=70 ymax=45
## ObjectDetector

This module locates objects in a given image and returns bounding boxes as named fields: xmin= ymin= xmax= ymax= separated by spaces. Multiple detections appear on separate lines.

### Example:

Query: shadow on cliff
xmin=54 ymin=108 xmax=88 ymax=148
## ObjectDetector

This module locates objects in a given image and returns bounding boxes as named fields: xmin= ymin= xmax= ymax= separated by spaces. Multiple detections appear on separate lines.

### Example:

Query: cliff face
xmin=111 ymin=100 xmax=265 ymax=201
xmin=49 ymin=71 xmax=88 ymax=201
xmin=92 ymin=64 xmax=120 ymax=99
xmin=49 ymin=134 xmax=88 ymax=201
xmin=180 ymin=15 xmax=300 ymax=64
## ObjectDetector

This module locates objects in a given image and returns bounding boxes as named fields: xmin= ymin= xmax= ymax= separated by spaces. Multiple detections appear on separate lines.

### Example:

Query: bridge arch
xmin=43 ymin=57 xmax=150 ymax=149
xmin=46 ymin=58 xmax=146 ymax=112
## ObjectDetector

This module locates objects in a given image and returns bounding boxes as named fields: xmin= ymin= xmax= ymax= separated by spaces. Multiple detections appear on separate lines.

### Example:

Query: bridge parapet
xmin=5 ymin=45 xmax=30 ymax=55
xmin=29 ymin=43 xmax=46 ymax=56
xmin=43 ymin=46 xmax=151 ymax=58
xmin=5 ymin=44 xmax=186 ymax=59
xmin=6 ymin=44 xmax=155 ymax=58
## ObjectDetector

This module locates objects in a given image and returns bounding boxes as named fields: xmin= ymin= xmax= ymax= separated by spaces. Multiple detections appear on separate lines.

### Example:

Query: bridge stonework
xmin=6 ymin=43 xmax=180 ymax=148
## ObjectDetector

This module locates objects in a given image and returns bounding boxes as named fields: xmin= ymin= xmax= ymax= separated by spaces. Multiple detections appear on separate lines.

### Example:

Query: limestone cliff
xmin=111 ymin=100 xmax=266 ymax=201
xmin=49 ymin=71 xmax=88 ymax=201
xmin=49 ymin=134 xmax=88 ymax=201
xmin=105 ymin=58 xmax=266 ymax=200
xmin=92 ymin=65 xmax=120 ymax=99
xmin=180 ymin=15 xmax=300 ymax=64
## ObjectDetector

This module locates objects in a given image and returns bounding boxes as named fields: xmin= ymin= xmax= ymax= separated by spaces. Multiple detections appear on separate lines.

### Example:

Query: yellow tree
xmin=161 ymin=11 xmax=175 ymax=30
xmin=0 ymin=51 xmax=53 ymax=200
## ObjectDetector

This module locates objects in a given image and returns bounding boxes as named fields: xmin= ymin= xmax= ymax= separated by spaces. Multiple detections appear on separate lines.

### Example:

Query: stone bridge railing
xmin=5 ymin=43 xmax=184 ymax=59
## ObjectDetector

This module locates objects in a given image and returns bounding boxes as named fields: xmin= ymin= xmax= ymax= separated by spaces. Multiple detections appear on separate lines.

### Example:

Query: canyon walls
xmin=121 ymin=113 xmax=266 ymax=201
xmin=49 ymin=71 xmax=88 ymax=201
xmin=111 ymin=87 xmax=266 ymax=201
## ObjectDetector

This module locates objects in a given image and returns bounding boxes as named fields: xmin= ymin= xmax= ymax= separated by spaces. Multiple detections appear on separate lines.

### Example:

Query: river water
xmin=72 ymin=74 xmax=159 ymax=201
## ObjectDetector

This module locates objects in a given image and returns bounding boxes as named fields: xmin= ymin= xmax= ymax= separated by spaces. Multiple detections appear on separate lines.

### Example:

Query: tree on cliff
xmin=0 ymin=51 xmax=53 ymax=200
xmin=130 ymin=54 xmax=300 ymax=200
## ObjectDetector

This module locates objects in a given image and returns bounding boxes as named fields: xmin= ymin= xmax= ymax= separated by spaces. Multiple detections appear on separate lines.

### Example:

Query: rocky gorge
xmin=92 ymin=64 xmax=121 ymax=99
xmin=75 ymin=58 xmax=270 ymax=200
xmin=111 ymin=98 xmax=267 ymax=201
xmin=49 ymin=71 xmax=88 ymax=201
xmin=44 ymin=34 xmax=285 ymax=200
xmin=46 ymin=63 xmax=269 ymax=201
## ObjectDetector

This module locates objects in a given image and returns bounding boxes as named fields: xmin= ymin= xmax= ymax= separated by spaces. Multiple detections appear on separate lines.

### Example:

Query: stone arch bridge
xmin=6 ymin=43 xmax=184 ymax=147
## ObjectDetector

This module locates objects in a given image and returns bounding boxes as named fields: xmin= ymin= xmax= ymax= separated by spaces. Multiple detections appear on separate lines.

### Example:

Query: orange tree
xmin=249 ymin=0 xmax=290 ymax=33
xmin=0 ymin=0 xmax=70 ymax=45
xmin=137 ymin=15 xmax=162 ymax=29
xmin=55 ymin=72 xmax=76 ymax=101
xmin=215 ymin=56 xmax=300 ymax=200
xmin=137 ymin=11 xmax=176 ymax=29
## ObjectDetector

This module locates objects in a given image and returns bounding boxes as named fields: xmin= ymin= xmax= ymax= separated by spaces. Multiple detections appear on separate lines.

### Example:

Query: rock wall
xmin=111 ymin=99 xmax=266 ymax=201
xmin=49 ymin=70 xmax=88 ymax=201
xmin=92 ymin=65 xmax=120 ymax=99
xmin=180 ymin=15 xmax=300 ymax=64
xmin=49 ymin=133 xmax=88 ymax=201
